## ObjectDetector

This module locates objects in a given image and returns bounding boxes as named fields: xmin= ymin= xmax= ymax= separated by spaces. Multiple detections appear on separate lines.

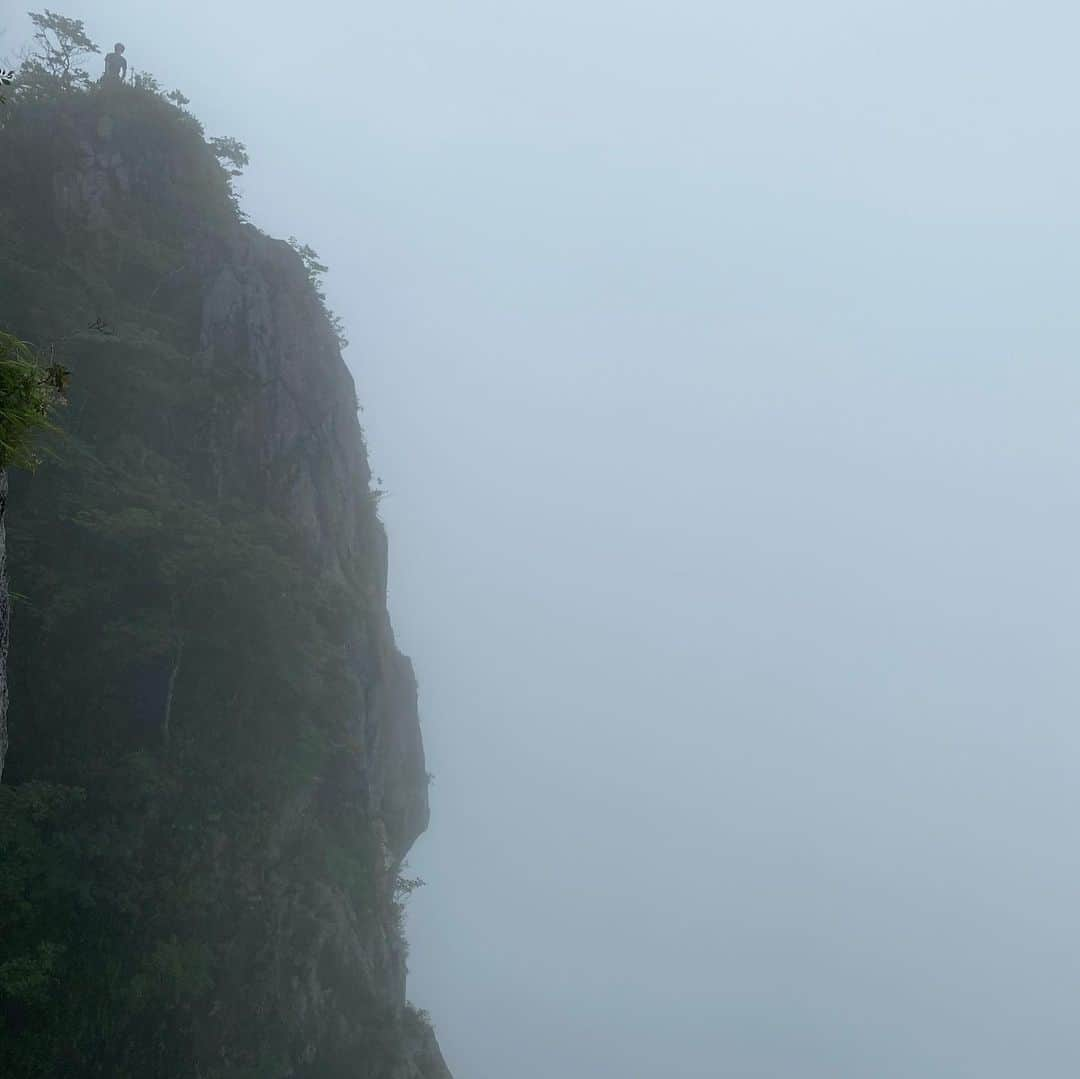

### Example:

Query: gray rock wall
xmin=31 ymin=92 xmax=449 ymax=1075
xmin=0 ymin=469 xmax=7 ymax=781
xmin=49 ymin=89 xmax=433 ymax=865
xmin=192 ymin=224 xmax=432 ymax=861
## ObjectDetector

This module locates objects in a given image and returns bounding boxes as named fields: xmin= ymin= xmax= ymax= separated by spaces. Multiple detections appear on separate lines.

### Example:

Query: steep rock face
xmin=183 ymin=225 xmax=435 ymax=1067
xmin=192 ymin=227 xmax=430 ymax=860
xmin=44 ymin=93 xmax=433 ymax=860
xmin=0 ymin=84 xmax=447 ymax=1077
xmin=395 ymin=1021 xmax=455 ymax=1079
xmin=178 ymin=227 xmax=434 ymax=1067
xmin=0 ymin=469 xmax=7 ymax=781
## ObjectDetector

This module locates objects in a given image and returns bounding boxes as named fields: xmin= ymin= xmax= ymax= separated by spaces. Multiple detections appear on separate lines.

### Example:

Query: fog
xmin=8 ymin=1 xmax=1080 ymax=1074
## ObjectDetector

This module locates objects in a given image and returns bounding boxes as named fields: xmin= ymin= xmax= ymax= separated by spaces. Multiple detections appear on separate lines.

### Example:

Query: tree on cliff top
xmin=288 ymin=238 xmax=350 ymax=350
xmin=23 ymin=10 xmax=99 ymax=92
xmin=208 ymin=135 xmax=249 ymax=176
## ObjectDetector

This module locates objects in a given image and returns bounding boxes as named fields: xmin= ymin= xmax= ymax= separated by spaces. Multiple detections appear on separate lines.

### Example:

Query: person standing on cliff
xmin=102 ymin=43 xmax=127 ymax=83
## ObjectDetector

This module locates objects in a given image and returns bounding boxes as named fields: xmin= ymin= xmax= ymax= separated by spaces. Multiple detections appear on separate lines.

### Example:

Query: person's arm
xmin=120 ymin=56 xmax=128 ymax=79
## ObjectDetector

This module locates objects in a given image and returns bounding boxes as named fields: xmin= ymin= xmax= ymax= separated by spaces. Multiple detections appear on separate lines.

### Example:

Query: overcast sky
xmin=7 ymin=2 xmax=1080 ymax=1075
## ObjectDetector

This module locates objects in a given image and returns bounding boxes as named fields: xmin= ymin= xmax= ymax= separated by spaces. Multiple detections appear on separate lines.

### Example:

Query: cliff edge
xmin=0 ymin=77 xmax=450 ymax=1079
xmin=0 ymin=469 xmax=8 ymax=780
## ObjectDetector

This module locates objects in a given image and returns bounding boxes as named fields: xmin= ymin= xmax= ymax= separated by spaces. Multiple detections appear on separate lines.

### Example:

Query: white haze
xmin=7 ymin=1 xmax=1080 ymax=1075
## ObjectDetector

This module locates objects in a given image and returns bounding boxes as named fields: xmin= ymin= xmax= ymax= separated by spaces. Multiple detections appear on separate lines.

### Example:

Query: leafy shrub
xmin=0 ymin=331 xmax=66 ymax=470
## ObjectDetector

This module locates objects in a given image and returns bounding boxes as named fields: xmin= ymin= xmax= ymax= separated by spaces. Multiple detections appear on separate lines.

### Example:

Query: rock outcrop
xmin=0 ymin=80 xmax=449 ymax=1077
xmin=0 ymin=469 xmax=8 ymax=781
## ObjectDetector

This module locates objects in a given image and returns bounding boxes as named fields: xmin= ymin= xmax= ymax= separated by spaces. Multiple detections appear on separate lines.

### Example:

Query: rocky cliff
xmin=0 ymin=469 xmax=8 ymax=781
xmin=0 ymin=78 xmax=450 ymax=1079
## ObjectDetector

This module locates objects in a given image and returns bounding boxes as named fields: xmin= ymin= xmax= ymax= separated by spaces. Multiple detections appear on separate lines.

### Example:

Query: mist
xmin=7 ymin=1 xmax=1080 ymax=1075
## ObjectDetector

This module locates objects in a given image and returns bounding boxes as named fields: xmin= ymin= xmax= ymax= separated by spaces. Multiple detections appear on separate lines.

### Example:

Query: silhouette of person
xmin=103 ymin=43 xmax=127 ymax=83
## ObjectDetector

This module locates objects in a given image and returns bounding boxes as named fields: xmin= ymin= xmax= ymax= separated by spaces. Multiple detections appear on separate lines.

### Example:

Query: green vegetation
xmin=23 ymin=10 xmax=99 ymax=92
xmin=288 ymin=237 xmax=350 ymax=351
xmin=209 ymin=134 xmax=250 ymax=175
xmin=0 ymin=13 xmax=432 ymax=1077
xmin=0 ymin=332 xmax=67 ymax=470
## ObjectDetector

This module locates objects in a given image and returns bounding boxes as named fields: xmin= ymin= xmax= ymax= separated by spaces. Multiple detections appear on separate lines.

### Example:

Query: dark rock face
xmin=182 ymin=220 xmax=438 ymax=1067
xmin=184 ymin=153 xmax=439 ymax=1075
xmin=45 ymin=90 xmax=435 ymax=862
xmin=0 ymin=470 xmax=7 ymax=780
xmin=191 ymin=224 xmax=431 ymax=862
xmin=397 ymin=1021 xmax=455 ymax=1079
xmin=0 ymin=87 xmax=449 ymax=1076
